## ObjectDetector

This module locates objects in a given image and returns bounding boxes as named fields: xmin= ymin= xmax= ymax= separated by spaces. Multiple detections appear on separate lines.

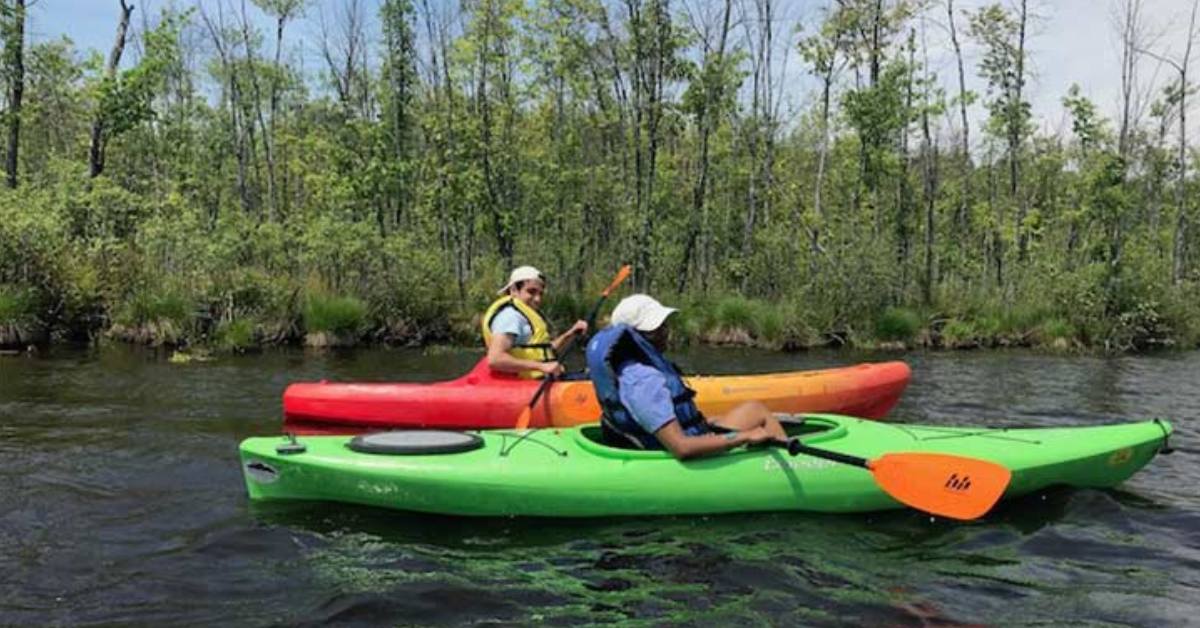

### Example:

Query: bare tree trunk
xmin=553 ymin=70 xmax=567 ymax=281
xmin=474 ymin=0 xmax=515 ymax=266
xmin=810 ymin=12 xmax=844 ymax=273
xmin=4 ymin=0 xmax=25 ymax=188
xmin=271 ymin=13 xmax=285 ymax=137
xmin=947 ymin=0 xmax=971 ymax=234
xmin=598 ymin=6 xmax=632 ymax=206
xmin=1118 ymin=0 xmax=1146 ymax=161
xmin=921 ymin=28 xmax=938 ymax=306
xmin=986 ymin=142 xmax=1002 ymax=288
xmin=640 ymin=0 xmax=668 ymax=291
xmin=202 ymin=5 xmax=252 ymax=213
xmin=1173 ymin=0 xmax=1197 ymax=283
xmin=625 ymin=0 xmax=669 ymax=291
xmin=89 ymin=0 xmax=133 ymax=179
xmin=240 ymin=0 xmax=276 ymax=222
xmin=896 ymin=29 xmax=916 ymax=295
xmin=1012 ymin=0 xmax=1029 ymax=261
xmin=273 ymin=9 xmax=291 ymax=219
xmin=740 ymin=0 xmax=775 ymax=294
xmin=866 ymin=0 xmax=885 ymax=230
xmin=624 ymin=0 xmax=647 ymax=288
xmin=1149 ymin=110 xmax=1168 ymax=235
xmin=319 ymin=0 xmax=367 ymax=116
xmin=678 ymin=0 xmax=732 ymax=294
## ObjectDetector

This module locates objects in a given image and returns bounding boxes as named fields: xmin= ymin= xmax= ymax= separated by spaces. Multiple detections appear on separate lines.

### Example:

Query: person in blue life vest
xmin=586 ymin=294 xmax=788 ymax=459
xmin=482 ymin=266 xmax=588 ymax=379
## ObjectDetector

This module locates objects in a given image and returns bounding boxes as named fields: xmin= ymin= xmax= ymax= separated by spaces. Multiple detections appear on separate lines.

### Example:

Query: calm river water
xmin=2 ymin=346 xmax=1197 ymax=626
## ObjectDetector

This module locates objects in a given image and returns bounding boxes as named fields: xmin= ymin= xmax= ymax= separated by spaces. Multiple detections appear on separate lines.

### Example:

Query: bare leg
xmin=708 ymin=401 xmax=787 ymax=440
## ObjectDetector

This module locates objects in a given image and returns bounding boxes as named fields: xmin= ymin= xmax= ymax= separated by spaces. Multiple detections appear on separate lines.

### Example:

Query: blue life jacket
xmin=585 ymin=324 xmax=707 ymax=449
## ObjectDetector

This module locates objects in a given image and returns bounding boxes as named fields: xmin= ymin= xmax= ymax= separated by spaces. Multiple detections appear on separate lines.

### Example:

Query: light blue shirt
xmin=489 ymin=306 xmax=533 ymax=346
xmin=616 ymin=361 xmax=676 ymax=435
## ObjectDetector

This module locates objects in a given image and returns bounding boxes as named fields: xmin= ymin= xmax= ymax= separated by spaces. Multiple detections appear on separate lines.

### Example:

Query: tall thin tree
xmin=3 ymin=0 xmax=25 ymax=188
xmin=89 ymin=0 xmax=134 ymax=179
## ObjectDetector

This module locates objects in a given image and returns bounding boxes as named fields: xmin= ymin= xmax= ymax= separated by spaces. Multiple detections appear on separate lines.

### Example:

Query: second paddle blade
xmin=870 ymin=453 xmax=1012 ymax=521
xmin=514 ymin=406 xmax=533 ymax=430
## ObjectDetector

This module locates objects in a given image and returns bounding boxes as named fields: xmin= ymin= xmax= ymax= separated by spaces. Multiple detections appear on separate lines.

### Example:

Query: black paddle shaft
xmin=713 ymin=424 xmax=871 ymax=469
xmin=781 ymin=439 xmax=869 ymax=469
xmin=525 ymin=286 xmax=614 ymax=410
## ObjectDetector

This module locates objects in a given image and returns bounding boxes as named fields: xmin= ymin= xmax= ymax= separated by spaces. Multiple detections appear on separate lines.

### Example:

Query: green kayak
xmin=239 ymin=415 xmax=1172 ymax=518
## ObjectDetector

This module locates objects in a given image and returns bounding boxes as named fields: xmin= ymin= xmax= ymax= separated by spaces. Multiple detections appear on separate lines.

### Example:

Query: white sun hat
xmin=498 ymin=266 xmax=547 ymax=294
xmin=611 ymin=294 xmax=678 ymax=332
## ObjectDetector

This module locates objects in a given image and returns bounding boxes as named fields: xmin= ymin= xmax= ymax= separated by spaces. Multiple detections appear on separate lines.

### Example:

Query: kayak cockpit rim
xmin=572 ymin=414 xmax=849 ymax=459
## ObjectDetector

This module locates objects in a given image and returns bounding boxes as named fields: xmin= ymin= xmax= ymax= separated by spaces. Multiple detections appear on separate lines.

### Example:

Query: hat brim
xmin=498 ymin=278 xmax=547 ymax=295
xmin=634 ymin=307 xmax=678 ymax=332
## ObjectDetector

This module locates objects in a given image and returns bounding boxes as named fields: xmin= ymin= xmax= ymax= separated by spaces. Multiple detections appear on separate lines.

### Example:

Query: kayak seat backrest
xmin=581 ymin=423 xmax=644 ymax=451
xmin=598 ymin=418 xmax=649 ymax=450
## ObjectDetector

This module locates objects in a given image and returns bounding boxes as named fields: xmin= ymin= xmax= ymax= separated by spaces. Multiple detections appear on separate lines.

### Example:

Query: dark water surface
xmin=2 ymin=346 xmax=1197 ymax=626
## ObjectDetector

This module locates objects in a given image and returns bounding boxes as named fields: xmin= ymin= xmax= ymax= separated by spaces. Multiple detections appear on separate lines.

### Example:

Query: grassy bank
xmin=4 ymin=277 xmax=1196 ymax=355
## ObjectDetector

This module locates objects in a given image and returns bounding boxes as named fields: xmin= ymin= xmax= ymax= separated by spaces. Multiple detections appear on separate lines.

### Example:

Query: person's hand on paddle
xmin=743 ymin=426 xmax=774 ymax=445
xmin=538 ymin=361 xmax=565 ymax=377
xmin=739 ymin=427 xmax=777 ymax=446
xmin=552 ymin=320 xmax=589 ymax=353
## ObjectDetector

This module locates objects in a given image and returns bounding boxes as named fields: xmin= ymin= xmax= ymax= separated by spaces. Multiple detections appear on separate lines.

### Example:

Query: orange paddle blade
xmin=869 ymin=453 xmax=1012 ymax=521
xmin=603 ymin=265 xmax=632 ymax=296
xmin=514 ymin=406 xmax=533 ymax=430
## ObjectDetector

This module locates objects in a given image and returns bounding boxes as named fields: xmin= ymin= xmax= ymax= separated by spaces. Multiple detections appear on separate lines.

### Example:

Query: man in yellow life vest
xmin=482 ymin=266 xmax=588 ymax=378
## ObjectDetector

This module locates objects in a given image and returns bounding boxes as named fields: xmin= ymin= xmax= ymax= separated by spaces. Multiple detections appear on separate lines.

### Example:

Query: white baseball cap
xmin=611 ymin=294 xmax=678 ymax=331
xmin=498 ymin=266 xmax=546 ymax=294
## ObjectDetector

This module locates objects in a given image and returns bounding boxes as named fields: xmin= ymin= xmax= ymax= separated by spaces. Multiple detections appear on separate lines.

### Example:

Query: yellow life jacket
xmin=481 ymin=296 xmax=555 ymax=379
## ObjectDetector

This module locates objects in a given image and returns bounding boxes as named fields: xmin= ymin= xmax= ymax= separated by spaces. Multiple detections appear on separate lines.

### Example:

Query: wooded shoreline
xmin=1 ymin=0 xmax=1197 ymax=355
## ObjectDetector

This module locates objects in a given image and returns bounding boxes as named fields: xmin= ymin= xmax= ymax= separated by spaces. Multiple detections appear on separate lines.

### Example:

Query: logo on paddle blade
xmin=944 ymin=473 xmax=972 ymax=492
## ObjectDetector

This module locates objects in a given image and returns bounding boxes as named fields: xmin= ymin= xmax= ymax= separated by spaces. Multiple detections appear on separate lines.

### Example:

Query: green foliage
xmin=115 ymin=288 xmax=191 ymax=328
xmin=666 ymin=304 xmax=706 ymax=347
xmin=93 ymin=9 xmax=188 ymax=140
xmin=714 ymin=296 xmax=757 ymax=331
xmin=1040 ymin=318 xmax=1076 ymax=342
xmin=940 ymin=319 xmax=978 ymax=347
xmin=0 ymin=285 xmax=36 ymax=324
xmin=110 ymin=285 xmax=195 ymax=346
xmin=542 ymin=292 xmax=586 ymax=328
xmin=875 ymin=307 xmax=922 ymax=342
xmin=754 ymin=304 xmax=785 ymax=344
xmin=968 ymin=3 xmax=1032 ymax=148
xmin=1063 ymin=84 xmax=1109 ymax=151
xmin=209 ymin=267 xmax=297 ymax=329
xmin=999 ymin=302 xmax=1052 ymax=335
xmin=303 ymin=293 xmax=367 ymax=336
xmin=1106 ymin=300 xmax=1174 ymax=351
xmin=214 ymin=318 xmax=258 ymax=353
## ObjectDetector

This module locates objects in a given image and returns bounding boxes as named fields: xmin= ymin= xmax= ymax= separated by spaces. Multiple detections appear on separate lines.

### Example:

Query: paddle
xmin=514 ymin=265 xmax=632 ymax=429
xmin=771 ymin=436 xmax=1011 ymax=520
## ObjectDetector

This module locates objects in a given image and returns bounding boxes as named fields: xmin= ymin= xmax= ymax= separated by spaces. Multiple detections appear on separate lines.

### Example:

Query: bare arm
xmin=654 ymin=420 xmax=771 ymax=460
xmin=550 ymin=319 xmax=589 ymax=352
xmin=487 ymin=333 xmax=561 ymax=376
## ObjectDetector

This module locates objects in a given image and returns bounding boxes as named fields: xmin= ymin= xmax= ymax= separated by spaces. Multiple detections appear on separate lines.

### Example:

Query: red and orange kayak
xmin=283 ymin=358 xmax=911 ymax=434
